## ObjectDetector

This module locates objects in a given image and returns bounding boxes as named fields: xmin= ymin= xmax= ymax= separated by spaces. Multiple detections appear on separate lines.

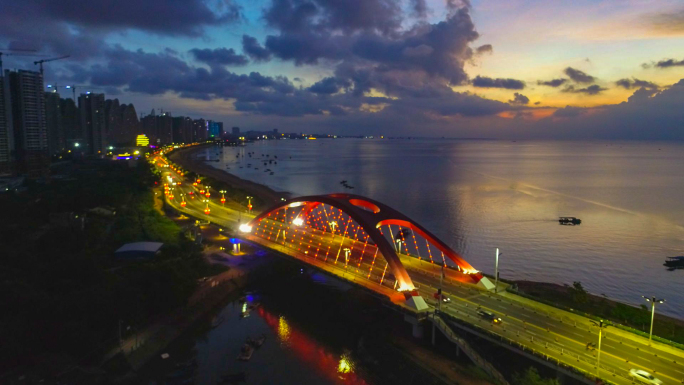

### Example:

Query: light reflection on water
xmin=203 ymin=139 xmax=684 ymax=318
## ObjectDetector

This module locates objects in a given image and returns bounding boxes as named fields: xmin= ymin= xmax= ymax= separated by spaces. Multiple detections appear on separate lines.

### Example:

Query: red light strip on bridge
xmin=425 ymin=239 xmax=434 ymax=264
xmin=411 ymin=231 xmax=422 ymax=260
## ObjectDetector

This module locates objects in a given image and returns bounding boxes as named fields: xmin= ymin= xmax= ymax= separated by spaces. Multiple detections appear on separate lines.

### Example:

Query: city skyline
xmin=1 ymin=0 xmax=683 ymax=139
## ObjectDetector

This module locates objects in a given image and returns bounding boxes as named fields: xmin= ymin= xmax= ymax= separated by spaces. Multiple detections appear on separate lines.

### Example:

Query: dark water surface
xmin=199 ymin=139 xmax=684 ymax=317
xmin=142 ymin=268 xmax=371 ymax=385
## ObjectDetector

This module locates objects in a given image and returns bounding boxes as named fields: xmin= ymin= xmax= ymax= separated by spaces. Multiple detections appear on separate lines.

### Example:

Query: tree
xmin=513 ymin=367 xmax=560 ymax=385
xmin=569 ymin=281 xmax=588 ymax=305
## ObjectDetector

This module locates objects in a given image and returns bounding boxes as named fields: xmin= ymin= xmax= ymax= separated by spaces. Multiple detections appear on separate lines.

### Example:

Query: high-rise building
xmin=0 ymin=74 xmax=14 ymax=175
xmin=78 ymin=93 xmax=106 ymax=154
xmin=141 ymin=111 xmax=173 ymax=145
xmin=60 ymin=98 xmax=80 ymax=149
xmin=217 ymin=122 xmax=224 ymax=138
xmin=105 ymin=99 xmax=140 ymax=146
xmin=120 ymin=103 xmax=139 ymax=146
xmin=172 ymin=116 xmax=193 ymax=144
xmin=231 ymin=126 xmax=240 ymax=137
xmin=192 ymin=119 xmax=208 ymax=142
xmin=208 ymin=120 xmax=220 ymax=138
xmin=7 ymin=70 xmax=49 ymax=178
xmin=45 ymin=91 xmax=64 ymax=156
xmin=105 ymin=98 xmax=121 ymax=146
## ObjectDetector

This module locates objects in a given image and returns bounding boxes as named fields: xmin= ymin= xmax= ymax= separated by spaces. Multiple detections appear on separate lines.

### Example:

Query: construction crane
xmin=0 ymin=48 xmax=46 ymax=75
xmin=34 ymin=55 xmax=70 ymax=75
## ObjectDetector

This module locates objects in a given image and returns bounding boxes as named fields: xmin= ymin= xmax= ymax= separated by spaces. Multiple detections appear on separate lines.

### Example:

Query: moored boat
xmin=664 ymin=256 xmax=684 ymax=269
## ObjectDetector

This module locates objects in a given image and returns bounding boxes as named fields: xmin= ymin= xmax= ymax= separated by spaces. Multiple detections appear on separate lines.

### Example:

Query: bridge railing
xmin=436 ymin=310 xmax=632 ymax=385
xmin=430 ymin=313 xmax=510 ymax=385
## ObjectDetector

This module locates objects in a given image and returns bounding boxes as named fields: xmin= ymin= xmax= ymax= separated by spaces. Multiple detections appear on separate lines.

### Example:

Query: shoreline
xmin=168 ymin=144 xmax=291 ymax=206
xmin=167 ymin=143 xmax=684 ymax=345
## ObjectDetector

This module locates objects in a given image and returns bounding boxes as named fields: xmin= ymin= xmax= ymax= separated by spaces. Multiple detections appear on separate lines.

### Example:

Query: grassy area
xmin=512 ymin=281 xmax=684 ymax=346
xmin=0 ymin=160 xmax=227 ymax=375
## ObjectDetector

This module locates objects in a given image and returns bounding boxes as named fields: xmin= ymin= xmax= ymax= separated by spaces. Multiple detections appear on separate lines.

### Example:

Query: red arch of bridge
xmin=247 ymin=194 xmax=482 ymax=290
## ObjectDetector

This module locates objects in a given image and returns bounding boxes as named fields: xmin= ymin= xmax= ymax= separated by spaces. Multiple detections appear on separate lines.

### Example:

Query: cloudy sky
xmin=2 ymin=0 xmax=684 ymax=139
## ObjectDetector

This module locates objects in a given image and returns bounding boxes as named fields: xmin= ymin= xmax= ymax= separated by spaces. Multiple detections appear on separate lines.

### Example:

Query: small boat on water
xmin=559 ymin=217 xmax=581 ymax=225
xmin=236 ymin=343 xmax=254 ymax=361
xmin=664 ymin=256 xmax=684 ymax=269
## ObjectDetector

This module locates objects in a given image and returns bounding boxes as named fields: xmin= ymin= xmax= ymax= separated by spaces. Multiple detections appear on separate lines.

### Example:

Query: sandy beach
xmin=168 ymin=144 xmax=290 ymax=206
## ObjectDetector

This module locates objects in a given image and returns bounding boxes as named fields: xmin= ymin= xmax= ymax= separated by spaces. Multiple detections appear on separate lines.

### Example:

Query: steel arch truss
xmin=245 ymin=194 xmax=484 ymax=292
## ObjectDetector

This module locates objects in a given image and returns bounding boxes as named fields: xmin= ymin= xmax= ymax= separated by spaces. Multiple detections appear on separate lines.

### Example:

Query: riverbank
xmin=511 ymin=280 xmax=684 ymax=346
xmin=167 ymin=144 xmax=290 ymax=207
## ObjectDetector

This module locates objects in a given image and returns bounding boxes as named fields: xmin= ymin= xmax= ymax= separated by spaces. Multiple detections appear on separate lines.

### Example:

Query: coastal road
xmin=155 ymin=157 xmax=684 ymax=385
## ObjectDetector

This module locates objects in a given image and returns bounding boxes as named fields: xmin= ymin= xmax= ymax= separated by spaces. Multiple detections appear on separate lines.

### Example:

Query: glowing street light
xmin=205 ymin=185 xmax=211 ymax=198
xmin=395 ymin=238 xmax=404 ymax=253
xmin=180 ymin=193 xmax=186 ymax=207
xmin=329 ymin=221 xmax=338 ymax=233
xmin=203 ymin=199 xmax=210 ymax=215
xmin=642 ymin=296 xmax=665 ymax=346
xmin=246 ymin=196 xmax=253 ymax=213
xmin=590 ymin=320 xmax=608 ymax=376
xmin=219 ymin=190 xmax=227 ymax=205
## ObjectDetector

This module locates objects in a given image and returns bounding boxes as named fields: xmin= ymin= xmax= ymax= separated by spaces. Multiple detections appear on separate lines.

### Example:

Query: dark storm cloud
xmin=537 ymin=78 xmax=567 ymax=87
xmin=350 ymin=8 xmax=479 ymax=85
xmin=0 ymin=0 xmax=242 ymax=60
xmin=509 ymin=92 xmax=529 ymax=105
xmin=654 ymin=58 xmax=684 ymax=68
xmin=553 ymin=106 xmax=587 ymax=118
xmin=472 ymin=75 xmax=525 ymax=89
xmin=263 ymin=0 xmax=402 ymax=36
xmin=563 ymin=67 xmax=596 ymax=84
xmin=259 ymin=0 xmax=480 ymax=86
xmin=70 ymin=46 xmax=294 ymax=96
xmin=615 ymin=78 xmax=659 ymax=90
xmin=410 ymin=0 xmax=429 ymax=18
xmin=190 ymin=48 xmax=248 ymax=66
xmin=562 ymin=84 xmax=607 ymax=95
xmin=475 ymin=44 xmax=493 ymax=55
xmin=242 ymin=35 xmax=272 ymax=62
xmin=31 ymin=0 xmax=240 ymax=37
xmin=308 ymin=77 xmax=351 ymax=94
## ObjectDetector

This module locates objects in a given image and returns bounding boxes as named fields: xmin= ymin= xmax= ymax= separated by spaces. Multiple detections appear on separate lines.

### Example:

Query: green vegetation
xmin=513 ymin=281 xmax=684 ymax=346
xmin=513 ymin=368 xmax=560 ymax=385
xmin=0 ymin=160 xmax=225 ymax=373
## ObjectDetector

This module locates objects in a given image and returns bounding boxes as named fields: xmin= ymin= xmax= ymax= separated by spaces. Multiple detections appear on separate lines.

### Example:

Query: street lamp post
xmin=395 ymin=239 xmax=403 ymax=253
xmin=220 ymin=190 xmax=226 ymax=205
xmin=590 ymin=320 xmax=608 ymax=376
xmin=329 ymin=221 xmax=338 ymax=239
xmin=642 ymin=296 xmax=665 ymax=346
xmin=494 ymin=248 xmax=501 ymax=293
xmin=432 ymin=265 xmax=445 ymax=346
xmin=246 ymin=196 xmax=253 ymax=213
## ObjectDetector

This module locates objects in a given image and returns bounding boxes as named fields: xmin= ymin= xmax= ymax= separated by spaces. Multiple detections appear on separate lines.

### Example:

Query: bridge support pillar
xmin=404 ymin=314 xmax=424 ymax=339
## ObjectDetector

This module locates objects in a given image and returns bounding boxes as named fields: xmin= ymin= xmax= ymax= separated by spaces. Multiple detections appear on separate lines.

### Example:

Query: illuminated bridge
xmin=241 ymin=194 xmax=494 ymax=310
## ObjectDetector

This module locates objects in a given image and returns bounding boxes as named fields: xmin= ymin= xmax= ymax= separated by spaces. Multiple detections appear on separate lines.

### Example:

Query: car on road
xmin=433 ymin=292 xmax=451 ymax=303
xmin=477 ymin=310 xmax=502 ymax=324
xmin=629 ymin=369 xmax=662 ymax=385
